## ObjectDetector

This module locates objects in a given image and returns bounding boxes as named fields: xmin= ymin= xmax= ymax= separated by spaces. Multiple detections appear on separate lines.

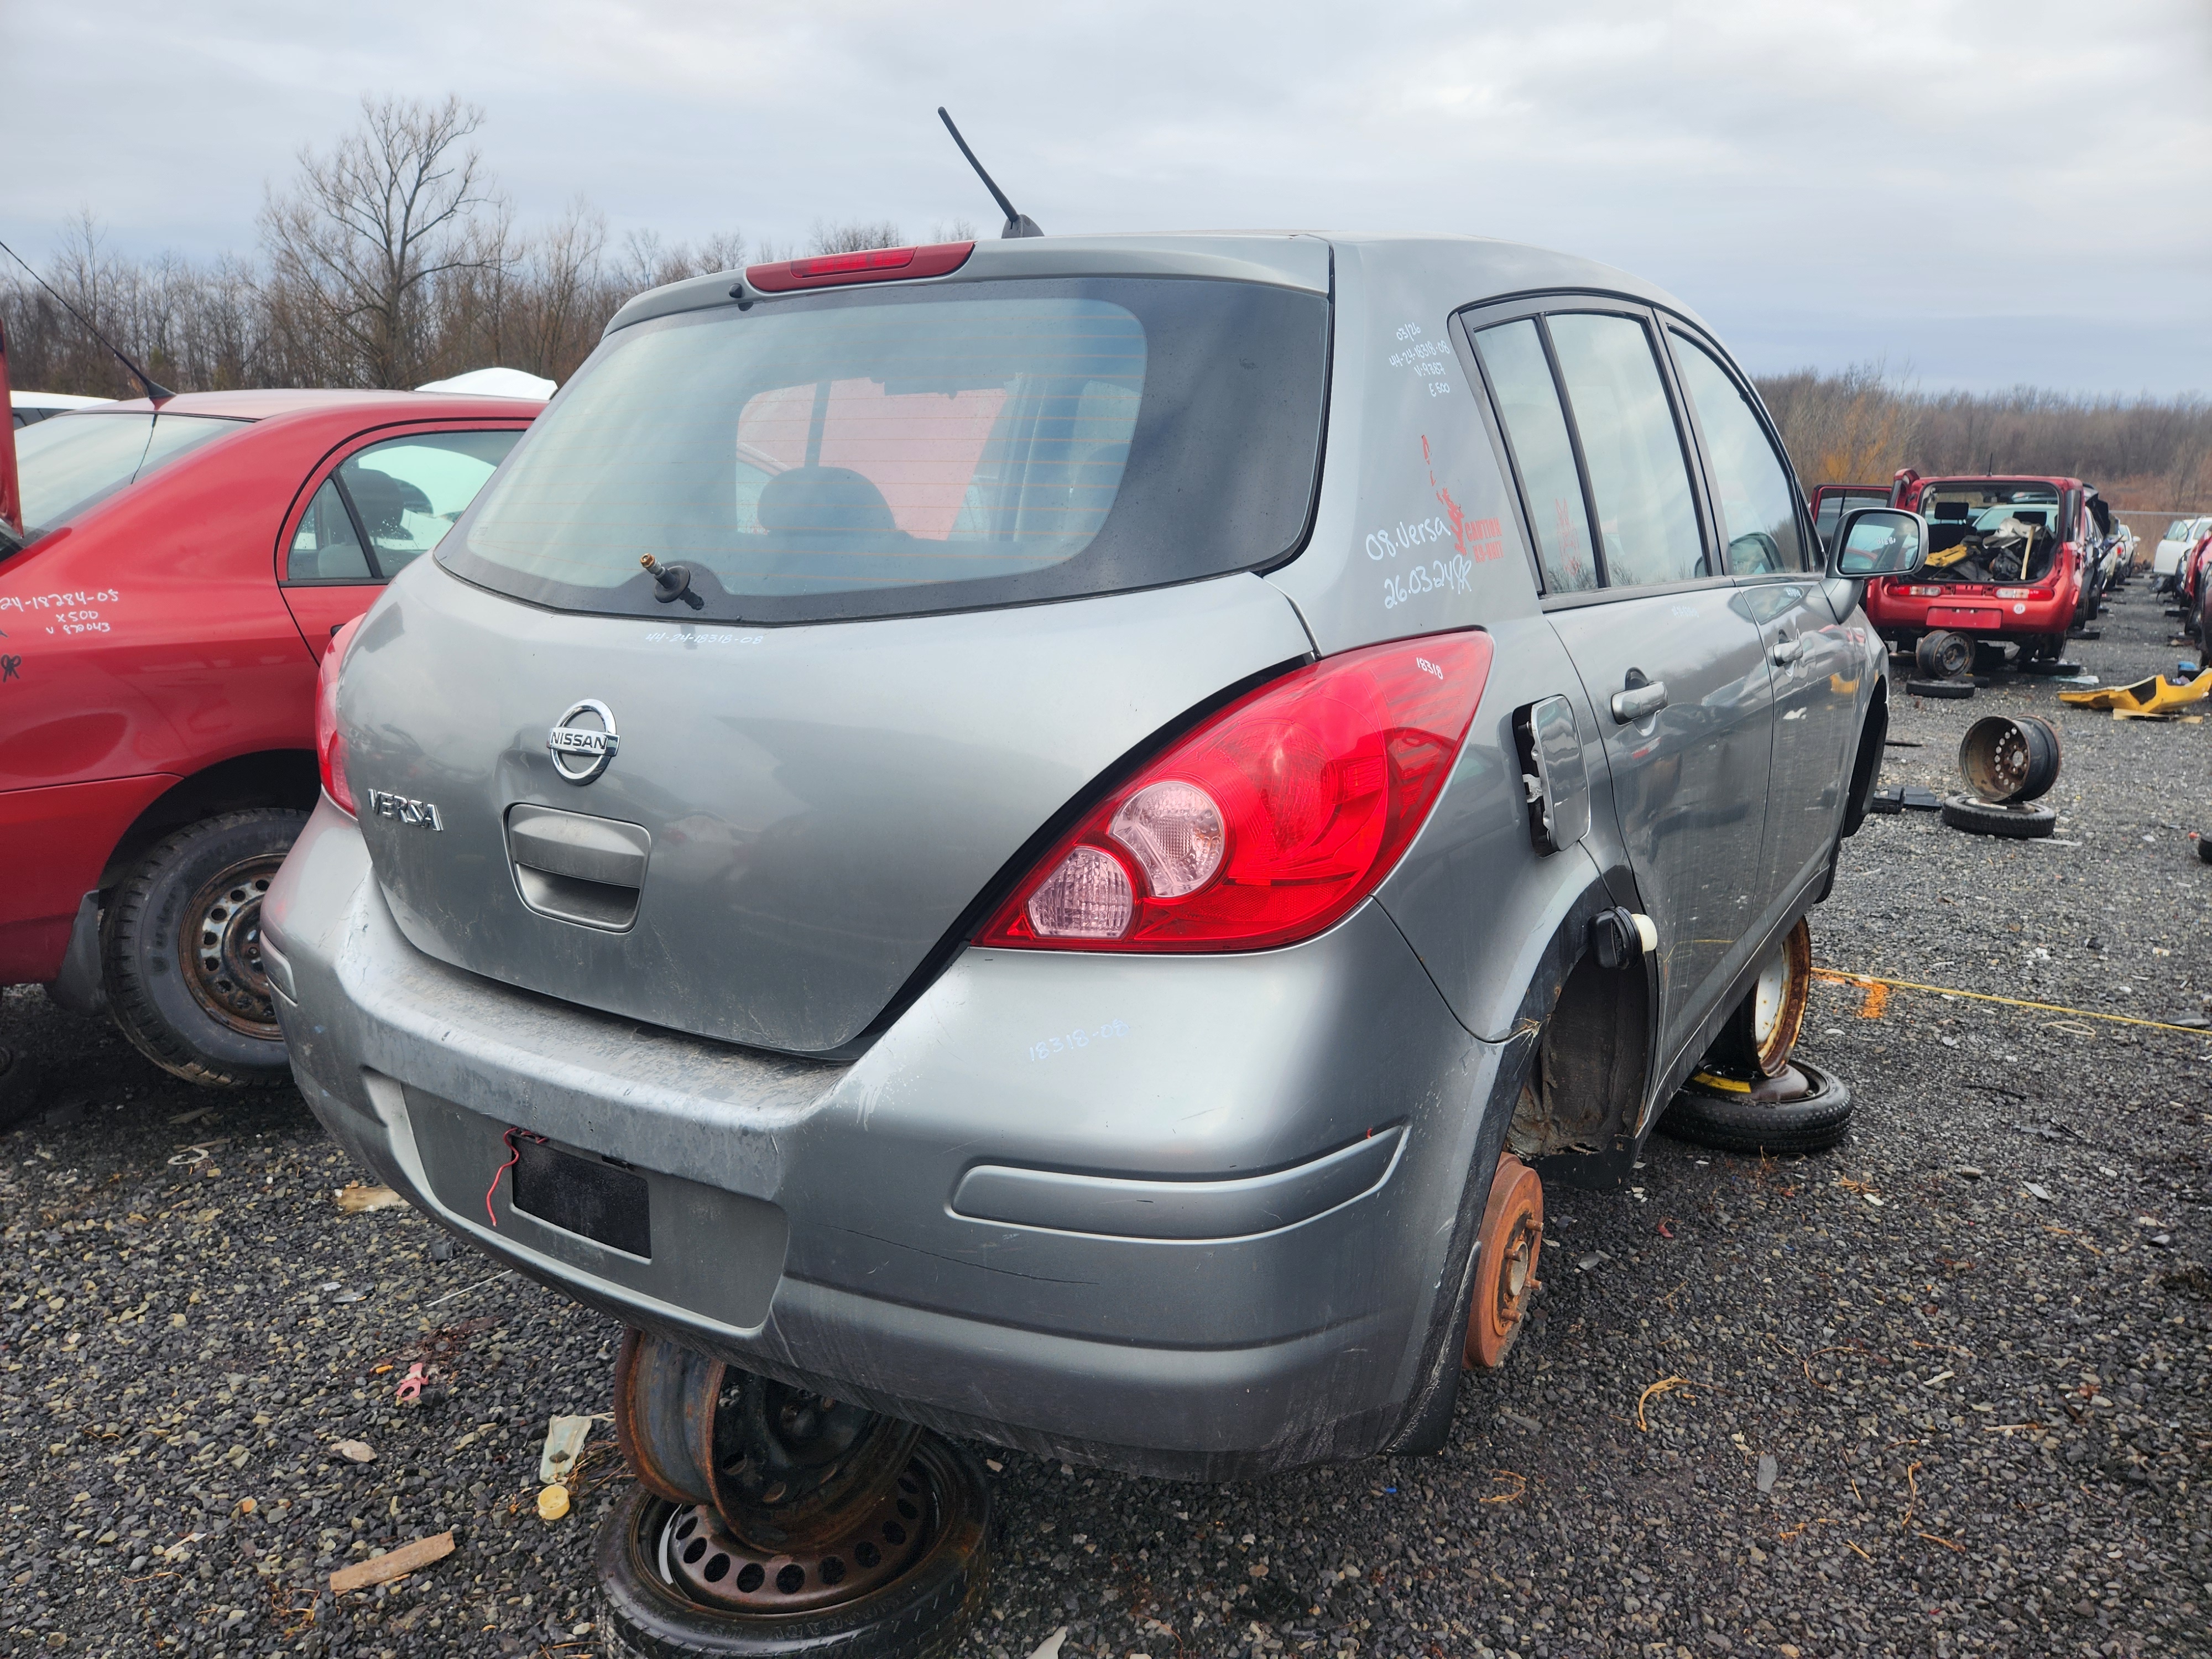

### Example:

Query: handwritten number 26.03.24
xmin=1383 ymin=555 xmax=1474 ymax=611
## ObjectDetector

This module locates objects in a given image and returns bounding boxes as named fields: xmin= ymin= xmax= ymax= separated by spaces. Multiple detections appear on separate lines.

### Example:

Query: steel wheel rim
xmin=653 ymin=1453 xmax=937 ymax=1615
xmin=1749 ymin=918 xmax=1812 ymax=1076
xmin=178 ymin=855 xmax=284 ymax=1037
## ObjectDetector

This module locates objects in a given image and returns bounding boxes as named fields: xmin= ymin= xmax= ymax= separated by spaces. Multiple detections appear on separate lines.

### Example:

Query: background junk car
xmin=1863 ymin=468 xmax=2110 ymax=677
xmin=265 ymin=232 xmax=1920 ymax=1647
xmin=0 ymin=386 xmax=540 ymax=1099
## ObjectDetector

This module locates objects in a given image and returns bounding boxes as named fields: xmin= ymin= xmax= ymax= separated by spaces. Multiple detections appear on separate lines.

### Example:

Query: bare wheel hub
xmin=179 ymin=855 xmax=283 ymax=1036
xmin=1464 ymin=1154 xmax=1544 ymax=1370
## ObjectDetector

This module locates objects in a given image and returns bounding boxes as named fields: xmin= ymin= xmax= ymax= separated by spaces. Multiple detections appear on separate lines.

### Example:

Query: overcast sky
xmin=8 ymin=0 xmax=2209 ymax=394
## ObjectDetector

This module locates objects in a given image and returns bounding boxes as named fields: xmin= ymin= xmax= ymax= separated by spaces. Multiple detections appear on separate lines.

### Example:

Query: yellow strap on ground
xmin=1812 ymin=968 xmax=2208 ymax=1035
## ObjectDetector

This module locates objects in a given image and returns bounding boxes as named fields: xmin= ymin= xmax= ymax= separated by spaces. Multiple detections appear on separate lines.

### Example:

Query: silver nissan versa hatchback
xmin=267 ymin=230 xmax=1928 ymax=1642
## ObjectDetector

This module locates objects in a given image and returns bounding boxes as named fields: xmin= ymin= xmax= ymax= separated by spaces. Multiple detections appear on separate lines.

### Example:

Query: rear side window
xmin=1470 ymin=320 xmax=1598 ymax=593
xmin=1670 ymin=334 xmax=1808 ymax=573
xmin=1546 ymin=315 xmax=1705 ymax=588
xmin=446 ymin=277 xmax=1329 ymax=624
xmin=339 ymin=430 xmax=519 ymax=577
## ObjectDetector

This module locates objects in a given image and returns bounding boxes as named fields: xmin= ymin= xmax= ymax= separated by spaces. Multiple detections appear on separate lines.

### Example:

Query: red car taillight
xmin=977 ymin=632 xmax=1494 ymax=953
xmin=316 ymin=617 xmax=363 ymax=816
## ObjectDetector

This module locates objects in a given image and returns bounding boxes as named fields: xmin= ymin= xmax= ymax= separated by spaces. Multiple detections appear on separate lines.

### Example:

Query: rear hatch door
xmin=343 ymin=253 xmax=1331 ymax=1054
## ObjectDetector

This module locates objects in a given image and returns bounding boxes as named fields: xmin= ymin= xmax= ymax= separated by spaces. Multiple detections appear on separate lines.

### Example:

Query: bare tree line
xmin=1 ymin=96 xmax=963 ymax=398
xmin=1757 ymin=366 xmax=2212 ymax=510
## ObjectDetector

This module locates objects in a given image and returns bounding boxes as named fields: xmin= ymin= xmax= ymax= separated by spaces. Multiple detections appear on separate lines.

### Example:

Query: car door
xmin=1666 ymin=326 xmax=1860 ymax=905
xmin=1462 ymin=301 xmax=1774 ymax=1074
xmin=278 ymin=423 xmax=528 ymax=652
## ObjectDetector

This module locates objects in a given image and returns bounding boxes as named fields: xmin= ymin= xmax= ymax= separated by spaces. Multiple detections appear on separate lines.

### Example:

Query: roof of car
xmin=89 ymin=388 xmax=545 ymax=420
xmin=606 ymin=232 xmax=1706 ymax=338
xmin=10 ymin=390 xmax=114 ymax=409
xmin=1913 ymin=473 xmax=2087 ymax=491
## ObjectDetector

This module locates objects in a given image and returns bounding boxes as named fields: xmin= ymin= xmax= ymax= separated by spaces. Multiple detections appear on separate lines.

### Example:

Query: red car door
xmin=277 ymin=420 xmax=531 ymax=654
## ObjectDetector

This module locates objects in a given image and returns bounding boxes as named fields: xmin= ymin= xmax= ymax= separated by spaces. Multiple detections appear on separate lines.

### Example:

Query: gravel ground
xmin=5 ymin=577 xmax=2210 ymax=1659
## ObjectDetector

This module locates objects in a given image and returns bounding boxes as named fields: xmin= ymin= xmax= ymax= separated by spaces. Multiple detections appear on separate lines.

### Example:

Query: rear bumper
xmin=265 ymin=799 xmax=1507 ymax=1479
xmin=1865 ymin=587 xmax=2075 ymax=638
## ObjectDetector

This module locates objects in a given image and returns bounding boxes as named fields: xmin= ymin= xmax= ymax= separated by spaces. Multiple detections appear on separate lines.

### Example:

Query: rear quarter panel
xmin=1266 ymin=242 xmax=1623 ymax=1042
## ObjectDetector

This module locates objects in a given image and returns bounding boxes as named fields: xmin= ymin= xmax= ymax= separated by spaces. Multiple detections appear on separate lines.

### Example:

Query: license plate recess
xmin=513 ymin=1138 xmax=652 ymax=1258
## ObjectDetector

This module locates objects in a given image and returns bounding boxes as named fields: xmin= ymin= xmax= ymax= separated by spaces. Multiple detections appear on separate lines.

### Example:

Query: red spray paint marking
xmin=1421 ymin=435 xmax=1504 ymax=562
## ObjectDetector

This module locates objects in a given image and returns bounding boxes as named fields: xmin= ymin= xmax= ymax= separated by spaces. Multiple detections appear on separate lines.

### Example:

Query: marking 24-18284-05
xmin=367 ymin=789 xmax=444 ymax=830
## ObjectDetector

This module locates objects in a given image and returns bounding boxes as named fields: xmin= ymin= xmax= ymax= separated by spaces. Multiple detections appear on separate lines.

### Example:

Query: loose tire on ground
xmin=1657 ymin=1060 xmax=1853 ymax=1155
xmin=1939 ymin=793 xmax=2056 ymax=839
xmin=596 ymin=1434 xmax=994 ymax=1659
xmin=0 ymin=1044 xmax=41 ymax=1132
xmin=102 ymin=808 xmax=306 ymax=1088
xmin=1905 ymin=679 xmax=1974 ymax=700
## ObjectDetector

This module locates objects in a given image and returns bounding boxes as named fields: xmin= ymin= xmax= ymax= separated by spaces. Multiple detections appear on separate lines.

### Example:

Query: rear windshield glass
xmin=15 ymin=411 xmax=243 ymax=537
xmin=444 ymin=276 xmax=1329 ymax=623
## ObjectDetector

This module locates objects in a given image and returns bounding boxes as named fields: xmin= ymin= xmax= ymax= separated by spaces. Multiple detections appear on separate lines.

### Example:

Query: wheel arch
xmin=96 ymin=749 xmax=319 ymax=891
xmin=1381 ymin=857 xmax=1657 ymax=1453
xmin=1838 ymin=676 xmax=1890 ymax=841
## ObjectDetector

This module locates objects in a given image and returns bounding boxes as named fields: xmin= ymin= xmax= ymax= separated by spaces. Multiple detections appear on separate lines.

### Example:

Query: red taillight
xmin=744 ymin=241 xmax=974 ymax=293
xmin=977 ymin=632 xmax=1494 ymax=953
xmin=316 ymin=617 xmax=363 ymax=816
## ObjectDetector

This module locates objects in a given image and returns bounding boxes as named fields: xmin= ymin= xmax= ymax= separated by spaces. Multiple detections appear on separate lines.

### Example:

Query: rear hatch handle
xmin=505 ymin=805 xmax=651 ymax=932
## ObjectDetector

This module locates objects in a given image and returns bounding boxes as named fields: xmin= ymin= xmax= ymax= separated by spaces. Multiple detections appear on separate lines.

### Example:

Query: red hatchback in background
xmin=1859 ymin=469 xmax=2101 ymax=669
xmin=0 ymin=381 xmax=540 ymax=1099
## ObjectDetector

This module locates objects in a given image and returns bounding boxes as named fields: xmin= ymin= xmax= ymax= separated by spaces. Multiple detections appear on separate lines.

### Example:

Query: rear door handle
xmin=1771 ymin=635 xmax=1806 ymax=665
xmin=1610 ymin=681 xmax=1669 ymax=722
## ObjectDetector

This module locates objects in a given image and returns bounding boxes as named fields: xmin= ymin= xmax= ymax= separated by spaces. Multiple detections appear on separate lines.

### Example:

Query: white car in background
xmin=10 ymin=390 xmax=113 ymax=427
xmin=2154 ymin=515 xmax=2212 ymax=587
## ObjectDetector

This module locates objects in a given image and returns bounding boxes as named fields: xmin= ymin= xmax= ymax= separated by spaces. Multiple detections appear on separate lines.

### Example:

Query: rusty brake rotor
xmin=1464 ymin=1153 xmax=1543 ymax=1370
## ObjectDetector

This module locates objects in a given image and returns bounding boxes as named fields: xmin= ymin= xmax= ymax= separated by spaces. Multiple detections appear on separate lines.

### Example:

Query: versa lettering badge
xmin=548 ymin=698 xmax=620 ymax=784
xmin=367 ymin=790 xmax=444 ymax=831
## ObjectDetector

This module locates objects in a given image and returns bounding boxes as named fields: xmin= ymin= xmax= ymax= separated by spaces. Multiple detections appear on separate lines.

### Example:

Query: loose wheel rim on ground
xmin=1958 ymin=714 xmax=2061 ymax=804
xmin=595 ymin=1431 xmax=994 ymax=1659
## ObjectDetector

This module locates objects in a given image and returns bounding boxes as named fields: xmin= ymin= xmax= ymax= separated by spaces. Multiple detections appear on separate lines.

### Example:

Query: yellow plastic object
xmin=1925 ymin=544 xmax=1973 ymax=568
xmin=2058 ymin=669 xmax=2212 ymax=714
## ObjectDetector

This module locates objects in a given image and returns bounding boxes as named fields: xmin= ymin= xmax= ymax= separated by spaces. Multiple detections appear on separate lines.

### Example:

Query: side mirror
xmin=1830 ymin=507 xmax=1928 ymax=580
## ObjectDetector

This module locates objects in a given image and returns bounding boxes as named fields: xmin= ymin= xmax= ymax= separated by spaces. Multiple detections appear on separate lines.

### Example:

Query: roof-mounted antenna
xmin=0 ymin=234 xmax=175 ymax=403
xmin=937 ymin=108 xmax=1043 ymax=239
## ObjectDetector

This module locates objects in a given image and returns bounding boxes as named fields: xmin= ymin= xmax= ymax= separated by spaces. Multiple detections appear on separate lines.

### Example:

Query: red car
xmin=0 ymin=366 xmax=539 ymax=1098
xmin=2180 ymin=527 xmax=2212 ymax=666
xmin=1858 ymin=468 xmax=2101 ymax=672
